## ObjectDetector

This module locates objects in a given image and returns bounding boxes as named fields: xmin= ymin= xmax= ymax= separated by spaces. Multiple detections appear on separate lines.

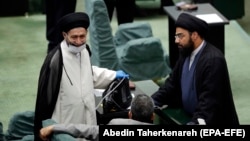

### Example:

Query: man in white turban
xmin=34 ymin=12 xmax=129 ymax=141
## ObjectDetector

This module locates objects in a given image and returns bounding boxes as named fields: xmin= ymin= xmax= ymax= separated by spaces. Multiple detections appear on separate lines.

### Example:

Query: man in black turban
xmin=175 ymin=12 xmax=209 ymax=57
xmin=151 ymin=12 xmax=239 ymax=125
xmin=176 ymin=12 xmax=208 ymax=39
xmin=34 ymin=12 xmax=129 ymax=141
xmin=57 ymin=12 xmax=90 ymax=32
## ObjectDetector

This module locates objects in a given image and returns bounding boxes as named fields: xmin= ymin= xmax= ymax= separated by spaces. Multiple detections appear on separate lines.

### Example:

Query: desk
xmin=164 ymin=3 xmax=229 ymax=68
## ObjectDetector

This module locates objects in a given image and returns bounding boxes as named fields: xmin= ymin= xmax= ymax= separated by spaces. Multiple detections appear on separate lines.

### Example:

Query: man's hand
xmin=39 ymin=125 xmax=54 ymax=141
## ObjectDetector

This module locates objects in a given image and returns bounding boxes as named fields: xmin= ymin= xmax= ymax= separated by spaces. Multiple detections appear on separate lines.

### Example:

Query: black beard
xmin=179 ymin=46 xmax=193 ymax=58
xmin=178 ymin=40 xmax=194 ymax=58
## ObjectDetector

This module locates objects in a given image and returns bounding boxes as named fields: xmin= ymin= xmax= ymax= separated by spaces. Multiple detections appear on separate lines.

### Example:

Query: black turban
xmin=57 ymin=12 xmax=90 ymax=32
xmin=175 ymin=13 xmax=208 ymax=38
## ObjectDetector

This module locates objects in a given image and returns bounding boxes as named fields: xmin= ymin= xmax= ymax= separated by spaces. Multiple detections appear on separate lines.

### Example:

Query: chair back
xmin=114 ymin=22 xmax=153 ymax=47
xmin=0 ymin=122 xmax=5 ymax=141
xmin=85 ymin=0 xmax=119 ymax=70
xmin=118 ymin=37 xmax=171 ymax=80
xmin=5 ymin=111 xmax=34 ymax=141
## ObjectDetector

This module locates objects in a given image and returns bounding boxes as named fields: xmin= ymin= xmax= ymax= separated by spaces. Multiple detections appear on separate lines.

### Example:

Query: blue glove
xmin=116 ymin=70 xmax=129 ymax=79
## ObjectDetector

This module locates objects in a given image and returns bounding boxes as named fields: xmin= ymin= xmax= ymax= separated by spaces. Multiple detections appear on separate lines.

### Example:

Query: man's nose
xmin=175 ymin=38 xmax=180 ymax=44
xmin=75 ymin=38 xmax=83 ymax=45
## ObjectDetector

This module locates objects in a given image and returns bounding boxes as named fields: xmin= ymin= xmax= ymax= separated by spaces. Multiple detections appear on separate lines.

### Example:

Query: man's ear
xmin=62 ymin=32 xmax=67 ymax=38
xmin=128 ymin=111 xmax=132 ymax=119
xmin=191 ymin=31 xmax=199 ymax=40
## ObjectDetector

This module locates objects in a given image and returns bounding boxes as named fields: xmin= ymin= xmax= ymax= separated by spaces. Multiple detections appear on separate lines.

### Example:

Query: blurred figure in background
xmin=103 ymin=0 xmax=136 ymax=25
xmin=45 ymin=0 xmax=76 ymax=53
xmin=160 ymin=0 xmax=175 ymax=14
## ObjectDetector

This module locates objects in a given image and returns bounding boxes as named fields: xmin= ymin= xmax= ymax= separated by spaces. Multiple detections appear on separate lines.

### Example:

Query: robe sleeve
xmin=53 ymin=124 xmax=99 ymax=141
xmin=92 ymin=66 xmax=116 ymax=89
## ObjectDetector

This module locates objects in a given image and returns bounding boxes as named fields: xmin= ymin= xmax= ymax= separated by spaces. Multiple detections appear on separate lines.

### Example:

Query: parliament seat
xmin=5 ymin=111 xmax=34 ymax=141
xmin=3 ymin=111 xmax=76 ymax=141
xmin=85 ymin=0 xmax=171 ymax=81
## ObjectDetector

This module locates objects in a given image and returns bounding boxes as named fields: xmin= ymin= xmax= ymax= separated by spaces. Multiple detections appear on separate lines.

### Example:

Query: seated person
xmin=39 ymin=94 xmax=155 ymax=141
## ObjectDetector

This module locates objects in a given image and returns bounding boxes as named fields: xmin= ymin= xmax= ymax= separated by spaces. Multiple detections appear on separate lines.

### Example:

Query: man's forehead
xmin=176 ymin=27 xmax=189 ymax=33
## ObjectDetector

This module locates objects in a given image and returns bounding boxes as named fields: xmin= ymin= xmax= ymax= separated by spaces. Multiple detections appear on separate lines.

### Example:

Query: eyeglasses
xmin=175 ymin=32 xmax=193 ymax=40
xmin=174 ymin=33 xmax=185 ymax=40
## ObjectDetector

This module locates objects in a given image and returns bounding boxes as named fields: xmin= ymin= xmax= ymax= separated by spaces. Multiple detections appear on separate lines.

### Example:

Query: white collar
xmin=189 ymin=40 xmax=205 ymax=69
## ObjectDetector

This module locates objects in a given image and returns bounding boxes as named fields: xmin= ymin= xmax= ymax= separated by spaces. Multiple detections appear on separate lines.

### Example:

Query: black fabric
xmin=175 ymin=12 xmax=209 ymax=38
xmin=0 ymin=0 xmax=28 ymax=16
xmin=102 ymin=78 xmax=132 ymax=114
xmin=45 ymin=0 xmax=77 ymax=53
xmin=57 ymin=12 xmax=90 ymax=32
xmin=160 ymin=0 xmax=174 ymax=13
xmin=0 ymin=122 xmax=5 ymax=141
xmin=103 ymin=0 xmax=135 ymax=25
xmin=193 ymin=0 xmax=213 ymax=3
xmin=34 ymin=44 xmax=63 ymax=141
